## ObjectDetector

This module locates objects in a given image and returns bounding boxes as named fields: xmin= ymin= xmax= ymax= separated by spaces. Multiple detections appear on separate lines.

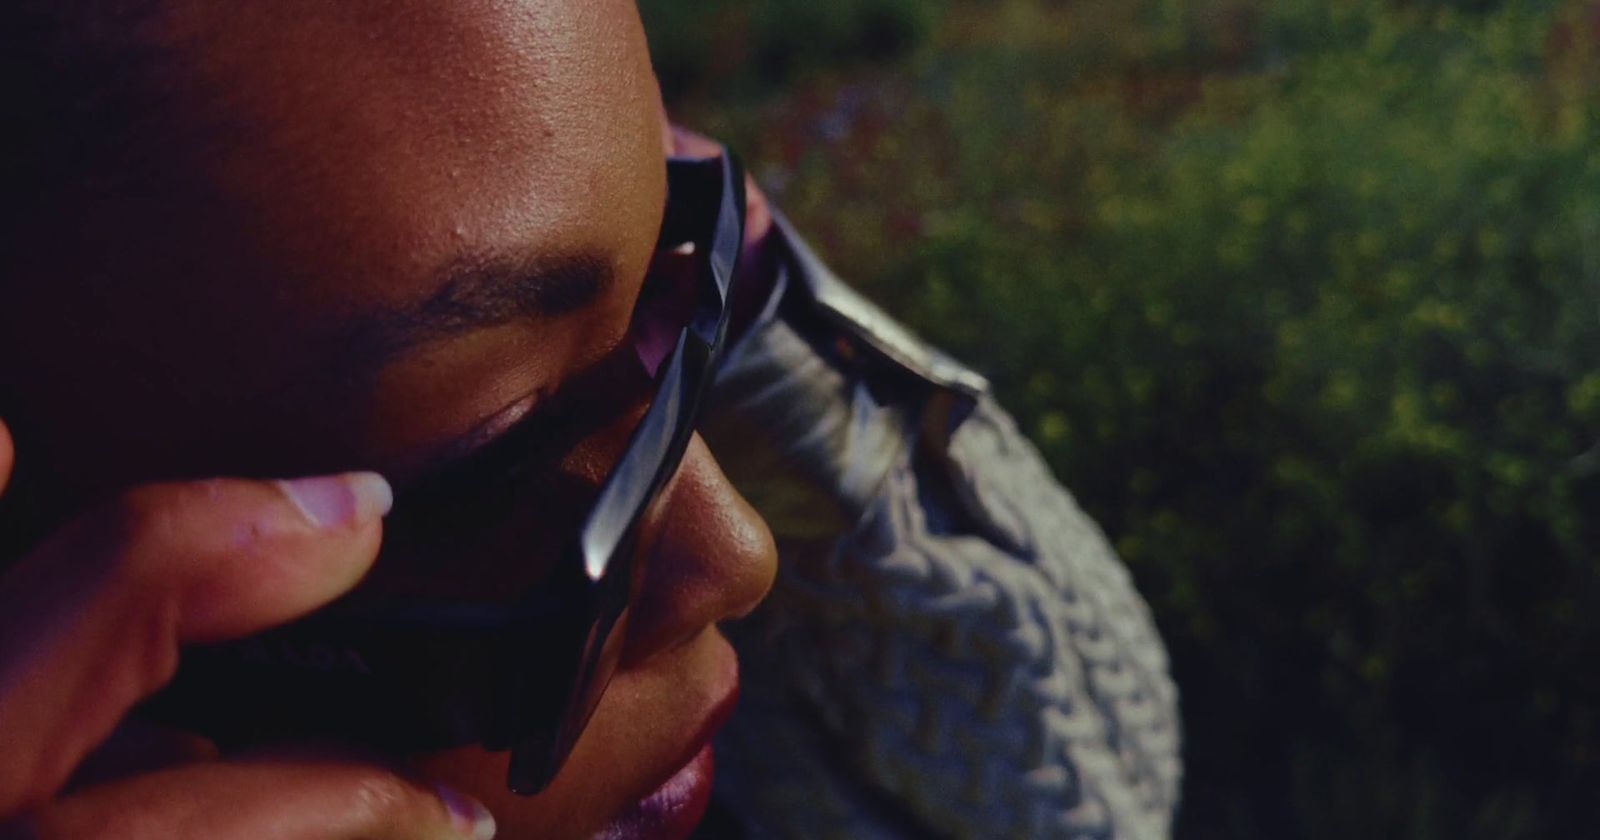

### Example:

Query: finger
xmin=740 ymin=169 xmax=773 ymax=248
xmin=0 ymin=473 xmax=391 ymax=811
xmin=66 ymin=720 xmax=219 ymax=793
xmin=20 ymin=758 xmax=495 ymax=840
xmin=0 ymin=418 xmax=14 ymax=496
xmin=667 ymin=124 xmax=721 ymax=159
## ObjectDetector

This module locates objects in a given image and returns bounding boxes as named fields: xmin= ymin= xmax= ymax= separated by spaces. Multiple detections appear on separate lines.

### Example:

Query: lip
xmin=594 ymin=637 xmax=740 ymax=840
xmin=593 ymin=743 xmax=715 ymax=840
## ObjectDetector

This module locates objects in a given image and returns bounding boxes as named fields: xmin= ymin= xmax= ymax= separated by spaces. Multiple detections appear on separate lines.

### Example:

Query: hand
xmin=0 ymin=420 xmax=497 ymax=840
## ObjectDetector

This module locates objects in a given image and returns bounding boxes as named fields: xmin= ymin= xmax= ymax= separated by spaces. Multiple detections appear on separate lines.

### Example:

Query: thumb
xmin=23 ymin=757 xmax=497 ymax=840
xmin=160 ymin=473 xmax=394 ymax=641
xmin=0 ymin=472 xmax=391 ymax=810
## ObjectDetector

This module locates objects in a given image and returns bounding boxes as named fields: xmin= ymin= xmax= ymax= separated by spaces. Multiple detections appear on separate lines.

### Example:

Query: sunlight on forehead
xmin=162 ymin=0 xmax=666 ymax=311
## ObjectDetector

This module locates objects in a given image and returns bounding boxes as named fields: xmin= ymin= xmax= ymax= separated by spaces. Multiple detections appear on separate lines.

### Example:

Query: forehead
xmin=166 ymin=0 xmax=665 ymax=309
xmin=0 ymin=0 xmax=669 ymax=498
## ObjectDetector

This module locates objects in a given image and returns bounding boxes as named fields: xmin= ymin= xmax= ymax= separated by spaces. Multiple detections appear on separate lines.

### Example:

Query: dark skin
xmin=0 ymin=1 xmax=777 ymax=838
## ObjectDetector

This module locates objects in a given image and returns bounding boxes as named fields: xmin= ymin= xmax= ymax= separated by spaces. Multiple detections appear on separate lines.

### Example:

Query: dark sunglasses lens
xmin=509 ymin=335 xmax=720 ymax=792
xmin=507 ymin=543 xmax=638 ymax=793
xmin=507 ymin=153 xmax=743 ymax=795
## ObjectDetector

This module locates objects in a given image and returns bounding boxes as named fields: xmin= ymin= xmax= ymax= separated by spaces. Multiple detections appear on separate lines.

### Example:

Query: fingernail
xmin=276 ymin=472 xmax=393 ymax=529
xmin=434 ymin=783 xmax=497 ymax=840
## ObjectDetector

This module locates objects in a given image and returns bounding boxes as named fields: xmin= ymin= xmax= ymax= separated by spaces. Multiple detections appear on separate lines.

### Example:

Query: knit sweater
xmin=700 ymin=214 xmax=1182 ymax=840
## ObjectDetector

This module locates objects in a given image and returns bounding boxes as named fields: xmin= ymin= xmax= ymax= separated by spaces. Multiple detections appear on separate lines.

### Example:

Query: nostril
xmin=618 ymin=437 xmax=777 ymax=668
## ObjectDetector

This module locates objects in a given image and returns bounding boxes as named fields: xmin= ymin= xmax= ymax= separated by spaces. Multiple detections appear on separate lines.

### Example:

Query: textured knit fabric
xmin=700 ymin=217 xmax=1182 ymax=839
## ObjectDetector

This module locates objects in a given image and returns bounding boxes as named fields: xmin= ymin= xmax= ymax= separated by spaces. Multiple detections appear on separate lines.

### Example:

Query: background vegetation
xmin=639 ymin=0 xmax=1600 ymax=837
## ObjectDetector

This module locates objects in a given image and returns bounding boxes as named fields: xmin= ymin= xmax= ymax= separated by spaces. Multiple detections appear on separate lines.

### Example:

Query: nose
xmin=619 ymin=432 xmax=777 ymax=667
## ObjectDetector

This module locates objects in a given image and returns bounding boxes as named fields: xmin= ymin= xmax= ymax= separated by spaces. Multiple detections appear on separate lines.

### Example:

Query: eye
xmin=381 ymin=333 xmax=659 ymax=562
xmin=395 ymin=399 xmax=553 ymax=510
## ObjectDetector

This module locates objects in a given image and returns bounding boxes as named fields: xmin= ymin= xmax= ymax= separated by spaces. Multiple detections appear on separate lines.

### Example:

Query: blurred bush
xmin=645 ymin=0 xmax=1600 ymax=837
xmin=640 ymin=0 xmax=946 ymax=101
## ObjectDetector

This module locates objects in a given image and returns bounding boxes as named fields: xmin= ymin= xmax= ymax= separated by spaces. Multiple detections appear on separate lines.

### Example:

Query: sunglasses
xmin=144 ymin=148 xmax=748 ymax=795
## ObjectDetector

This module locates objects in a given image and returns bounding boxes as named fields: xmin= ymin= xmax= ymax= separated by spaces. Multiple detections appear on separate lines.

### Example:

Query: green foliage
xmin=648 ymin=1 xmax=1600 ymax=837
xmin=638 ymin=0 xmax=945 ymax=101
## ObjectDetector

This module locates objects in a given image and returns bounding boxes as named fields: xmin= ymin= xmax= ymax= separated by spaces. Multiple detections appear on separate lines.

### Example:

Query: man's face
xmin=0 ymin=1 xmax=776 ymax=838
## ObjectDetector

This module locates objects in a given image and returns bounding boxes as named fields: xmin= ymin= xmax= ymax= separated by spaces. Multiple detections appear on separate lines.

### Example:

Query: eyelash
xmin=397 ymin=274 xmax=668 ymax=511
xmin=395 ymin=402 xmax=553 ymax=514
xmin=461 ymin=404 xmax=557 ymax=482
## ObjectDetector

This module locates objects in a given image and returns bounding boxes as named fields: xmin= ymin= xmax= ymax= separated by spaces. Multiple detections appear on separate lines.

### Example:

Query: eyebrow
xmin=336 ymin=249 xmax=617 ymax=369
